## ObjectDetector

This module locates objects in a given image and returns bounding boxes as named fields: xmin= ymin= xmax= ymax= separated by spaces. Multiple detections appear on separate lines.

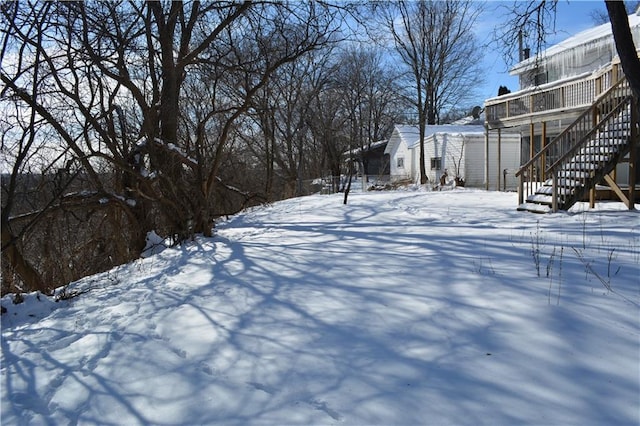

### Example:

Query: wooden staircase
xmin=516 ymin=77 xmax=638 ymax=213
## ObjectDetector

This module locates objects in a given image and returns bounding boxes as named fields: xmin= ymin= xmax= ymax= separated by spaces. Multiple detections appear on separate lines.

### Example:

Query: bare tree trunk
xmin=1 ymin=227 xmax=48 ymax=294
xmin=343 ymin=161 xmax=354 ymax=204
xmin=606 ymin=1 xmax=640 ymax=99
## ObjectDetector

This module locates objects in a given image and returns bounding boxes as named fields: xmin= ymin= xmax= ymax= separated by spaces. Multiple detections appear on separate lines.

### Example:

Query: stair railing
xmin=546 ymin=94 xmax=633 ymax=210
xmin=516 ymin=76 xmax=631 ymax=206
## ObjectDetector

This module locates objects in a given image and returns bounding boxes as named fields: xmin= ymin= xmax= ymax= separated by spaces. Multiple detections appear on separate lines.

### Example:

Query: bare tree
xmin=334 ymin=48 xmax=405 ymax=175
xmin=309 ymin=81 xmax=350 ymax=192
xmin=1 ymin=82 xmax=50 ymax=293
xmin=591 ymin=1 xmax=639 ymax=25
xmin=383 ymin=0 xmax=484 ymax=184
xmin=246 ymin=50 xmax=332 ymax=200
xmin=606 ymin=1 xmax=640 ymax=101
xmin=1 ymin=1 xmax=355 ymax=293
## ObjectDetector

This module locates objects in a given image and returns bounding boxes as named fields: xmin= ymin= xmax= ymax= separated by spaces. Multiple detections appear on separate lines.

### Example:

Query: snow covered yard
xmin=2 ymin=189 xmax=639 ymax=425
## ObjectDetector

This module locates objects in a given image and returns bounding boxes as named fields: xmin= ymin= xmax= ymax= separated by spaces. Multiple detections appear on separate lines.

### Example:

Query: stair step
xmin=596 ymin=138 xmax=630 ymax=148
xmin=571 ymin=154 xmax=613 ymax=164
xmin=573 ymin=154 xmax=611 ymax=162
xmin=527 ymin=193 xmax=553 ymax=204
xmin=558 ymin=170 xmax=591 ymax=179
xmin=537 ymin=184 xmax=575 ymax=196
xmin=607 ymin=122 xmax=630 ymax=131
xmin=542 ymin=177 xmax=583 ymax=188
xmin=564 ymin=162 xmax=599 ymax=171
xmin=597 ymin=130 xmax=630 ymax=140
xmin=615 ymin=113 xmax=631 ymax=122
xmin=517 ymin=93 xmax=631 ymax=214
xmin=580 ymin=146 xmax=617 ymax=155
xmin=517 ymin=202 xmax=551 ymax=213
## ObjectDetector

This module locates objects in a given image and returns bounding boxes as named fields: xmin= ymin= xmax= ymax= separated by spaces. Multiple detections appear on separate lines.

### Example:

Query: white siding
xmin=416 ymin=132 xmax=521 ymax=189
xmin=442 ymin=134 xmax=465 ymax=183
xmin=471 ymin=133 xmax=521 ymax=190
xmin=464 ymin=136 xmax=483 ymax=187
xmin=387 ymin=133 xmax=411 ymax=181
xmin=616 ymin=159 xmax=630 ymax=185
xmin=423 ymin=135 xmax=436 ymax=183
xmin=411 ymin=145 xmax=420 ymax=183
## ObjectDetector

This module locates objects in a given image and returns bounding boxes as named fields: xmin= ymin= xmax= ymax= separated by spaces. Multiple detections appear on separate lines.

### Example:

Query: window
xmin=430 ymin=157 xmax=442 ymax=170
xmin=534 ymin=71 xmax=548 ymax=86
xmin=397 ymin=157 xmax=404 ymax=169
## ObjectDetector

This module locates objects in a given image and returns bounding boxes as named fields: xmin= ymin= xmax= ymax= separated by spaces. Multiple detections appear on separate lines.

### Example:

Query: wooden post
xmin=497 ymin=128 xmax=502 ymax=191
xmin=529 ymin=123 xmax=535 ymax=190
xmin=552 ymin=172 xmax=558 ymax=213
xmin=518 ymin=173 xmax=524 ymax=205
xmin=629 ymin=98 xmax=638 ymax=210
xmin=541 ymin=121 xmax=547 ymax=181
xmin=485 ymin=126 xmax=489 ymax=190
xmin=590 ymin=97 xmax=598 ymax=209
xmin=529 ymin=123 xmax=535 ymax=162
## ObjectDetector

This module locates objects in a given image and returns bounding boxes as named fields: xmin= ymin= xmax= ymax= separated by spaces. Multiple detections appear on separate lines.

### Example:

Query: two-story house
xmin=485 ymin=10 xmax=640 ymax=212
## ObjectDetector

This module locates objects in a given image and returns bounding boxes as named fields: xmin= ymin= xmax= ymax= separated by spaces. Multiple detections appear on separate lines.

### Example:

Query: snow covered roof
xmin=450 ymin=111 xmax=485 ymax=125
xmin=421 ymin=126 xmax=487 ymax=145
xmin=384 ymin=124 xmax=491 ymax=154
xmin=406 ymin=125 xmax=487 ymax=148
xmin=384 ymin=125 xmax=420 ymax=155
xmin=510 ymin=11 xmax=640 ymax=75
xmin=343 ymin=139 xmax=388 ymax=156
xmin=428 ymin=129 xmax=486 ymax=138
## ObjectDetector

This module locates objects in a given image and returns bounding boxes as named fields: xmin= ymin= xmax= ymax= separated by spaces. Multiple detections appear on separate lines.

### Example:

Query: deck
xmin=485 ymin=64 xmax=623 ymax=130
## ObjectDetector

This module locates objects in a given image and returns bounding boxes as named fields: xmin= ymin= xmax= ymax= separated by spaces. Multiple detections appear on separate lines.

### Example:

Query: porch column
xmin=530 ymin=123 xmax=535 ymax=185
xmin=497 ymin=128 xmax=502 ymax=191
xmin=485 ymin=126 xmax=489 ymax=190
xmin=541 ymin=122 xmax=547 ymax=181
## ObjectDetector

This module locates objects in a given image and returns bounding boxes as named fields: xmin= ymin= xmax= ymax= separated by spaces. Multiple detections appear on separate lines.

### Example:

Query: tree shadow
xmin=2 ymin=192 xmax=638 ymax=424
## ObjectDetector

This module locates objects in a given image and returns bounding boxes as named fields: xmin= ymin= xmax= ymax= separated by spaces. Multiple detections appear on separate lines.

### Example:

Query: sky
xmin=2 ymin=187 xmax=638 ymax=425
xmin=478 ymin=0 xmax=610 ymax=101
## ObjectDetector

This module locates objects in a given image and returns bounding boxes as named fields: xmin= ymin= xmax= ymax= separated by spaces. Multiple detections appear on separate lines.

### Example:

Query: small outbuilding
xmin=385 ymin=124 xmax=521 ymax=190
xmin=421 ymin=130 xmax=521 ymax=190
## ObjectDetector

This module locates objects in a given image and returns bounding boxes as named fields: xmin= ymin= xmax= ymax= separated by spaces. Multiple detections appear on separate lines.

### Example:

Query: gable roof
xmin=343 ymin=139 xmax=388 ymax=157
xmin=384 ymin=125 xmax=420 ymax=155
xmin=425 ymin=125 xmax=486 ymax=140
xmin=384 ymin=124 xmax=490 ymax=154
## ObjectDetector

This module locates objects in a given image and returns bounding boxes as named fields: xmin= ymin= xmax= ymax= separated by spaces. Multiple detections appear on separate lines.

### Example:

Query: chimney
xmin=518 ymin=30 xmax=523 ymax=61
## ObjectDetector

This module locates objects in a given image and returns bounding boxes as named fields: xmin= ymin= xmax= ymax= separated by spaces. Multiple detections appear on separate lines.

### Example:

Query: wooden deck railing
xmin=485 ymin=64 xmax=623 ymax=128
xmin=515 ymin=75 xmax=635 ymax=210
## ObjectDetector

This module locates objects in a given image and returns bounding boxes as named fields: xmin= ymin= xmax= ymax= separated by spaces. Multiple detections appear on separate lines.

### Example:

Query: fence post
xmin=518 ymin=173 xmax=524 ymax=205
xmin=503 ymin=169 xmax=507 ymax=192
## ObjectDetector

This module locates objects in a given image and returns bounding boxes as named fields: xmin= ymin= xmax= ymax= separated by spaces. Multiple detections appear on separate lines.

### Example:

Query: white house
xmin=385 ymin=124 xmax=472 ymax=182
xmin=384 ymin=124 xmax=521 ymax=189
xmin=421 ymin=130 xmax=521 ymax=190
xmin=510 ymin=10 xmax=640 ymax=90
xmin=384 ymin=125 xmax=418 ymax=181
xmin=484 ymin=10 xmax=640 ymax=211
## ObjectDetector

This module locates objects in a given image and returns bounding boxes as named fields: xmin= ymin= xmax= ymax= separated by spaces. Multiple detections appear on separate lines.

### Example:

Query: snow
xmin=155 ymin=139 xmax=198 ymax=166
xmin=141 ymin=231 xmax=167 ymax=258
xmin=2 ymin=188 xmax=639 ymax=425
xmin=386 ymin=125 xmax=472 ymax=156
xmin=510 ymin=13 xmax=640 ymax=75
xmin=510 ymin=12 xmax=640 ymax=78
